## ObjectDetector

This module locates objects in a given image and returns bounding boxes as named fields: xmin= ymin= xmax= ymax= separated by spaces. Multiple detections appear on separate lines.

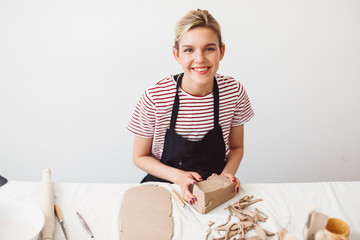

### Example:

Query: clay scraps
xmin=206 ymin=195 xmax=275 ymax=240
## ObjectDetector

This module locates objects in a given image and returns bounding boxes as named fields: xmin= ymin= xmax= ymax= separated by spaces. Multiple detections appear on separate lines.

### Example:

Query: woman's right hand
xmin=174 ymin=171 xmax=203 ymax=205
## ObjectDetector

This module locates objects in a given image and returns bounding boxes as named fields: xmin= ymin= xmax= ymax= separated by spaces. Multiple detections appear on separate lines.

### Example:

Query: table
xmin=0 ymin=181 xmax=359 ymax=240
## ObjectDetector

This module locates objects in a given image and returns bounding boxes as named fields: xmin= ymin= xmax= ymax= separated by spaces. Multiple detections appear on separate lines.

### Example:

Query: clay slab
xmin=120 ymin=184 xmax=173 ymax=240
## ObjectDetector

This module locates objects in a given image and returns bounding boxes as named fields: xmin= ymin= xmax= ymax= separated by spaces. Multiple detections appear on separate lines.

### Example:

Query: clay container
xmin=190 ymin=175 xmax=236 ymax=214
xmin=325 ymin=218 xmax=350 ymax=240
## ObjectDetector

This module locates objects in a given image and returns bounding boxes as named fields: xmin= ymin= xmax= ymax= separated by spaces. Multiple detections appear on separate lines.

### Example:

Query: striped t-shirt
xmin=127 ymin=73 xmax=254 ymax=160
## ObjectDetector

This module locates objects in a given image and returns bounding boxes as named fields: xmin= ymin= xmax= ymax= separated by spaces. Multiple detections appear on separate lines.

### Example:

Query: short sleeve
xmin=127 ymin=89 xmax=156 ymax=138
xmin=231 ymin=82 xmax=255 ymax=127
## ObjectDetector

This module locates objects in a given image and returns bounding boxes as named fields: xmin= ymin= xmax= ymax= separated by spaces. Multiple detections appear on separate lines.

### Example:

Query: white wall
xmin=1 ymin=0 xmax=359 ymax=184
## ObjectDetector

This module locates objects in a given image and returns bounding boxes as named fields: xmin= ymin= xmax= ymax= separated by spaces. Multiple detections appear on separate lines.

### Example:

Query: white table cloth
xmin=0 ymin=181 xmax=359 ymax=240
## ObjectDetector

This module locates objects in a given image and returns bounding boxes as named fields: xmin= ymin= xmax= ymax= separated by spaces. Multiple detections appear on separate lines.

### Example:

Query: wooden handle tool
xmin=170 ymin=190 xmax=185 ymax=207
xmin=54 ymin=204 xmax=68 ymax=240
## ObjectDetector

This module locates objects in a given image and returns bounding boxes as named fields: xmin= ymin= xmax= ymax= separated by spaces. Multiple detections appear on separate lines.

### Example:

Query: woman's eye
xmin=184 ymin=49 xmax=193 ymax=53
xmin=206 ymin=47 xmax=215 ymax=51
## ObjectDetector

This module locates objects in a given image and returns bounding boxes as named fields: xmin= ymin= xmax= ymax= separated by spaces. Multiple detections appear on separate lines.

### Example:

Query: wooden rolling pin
xmin=40 ymin=168 xmax=55 ymax=240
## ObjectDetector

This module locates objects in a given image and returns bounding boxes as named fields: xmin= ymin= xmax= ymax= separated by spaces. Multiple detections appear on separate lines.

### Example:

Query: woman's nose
xmin=194 ymin=50 xmax=205 ymax=63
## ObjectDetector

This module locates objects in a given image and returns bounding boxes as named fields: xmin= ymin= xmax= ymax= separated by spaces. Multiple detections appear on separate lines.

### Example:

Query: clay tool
xmin=170 ymin=190 xmax=204 ymax=230
xmin=76 ymin=211 xmax=94 ymax=239
xmin=54 ymin=204 xmax=69 ymax=240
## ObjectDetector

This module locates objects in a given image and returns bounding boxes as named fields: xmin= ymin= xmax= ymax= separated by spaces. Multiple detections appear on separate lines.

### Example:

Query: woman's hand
xmin=174 ymin=171 xmax=203 ymax=204
xmin=220 ymin=172 xmax=240 ymax=194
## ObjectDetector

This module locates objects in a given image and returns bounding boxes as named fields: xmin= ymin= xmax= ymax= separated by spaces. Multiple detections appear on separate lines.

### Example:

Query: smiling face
xmin=173 ymin=27 xmax=225 ymax=96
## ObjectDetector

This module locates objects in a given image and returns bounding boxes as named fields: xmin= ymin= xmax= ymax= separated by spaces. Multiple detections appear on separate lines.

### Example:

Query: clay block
xmin=190 ymin=175 xmax=236 ymax=214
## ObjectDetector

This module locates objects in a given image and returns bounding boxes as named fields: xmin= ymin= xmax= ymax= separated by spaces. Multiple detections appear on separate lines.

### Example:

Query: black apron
xmin=141 ymin=73 xmax=226 ymax=183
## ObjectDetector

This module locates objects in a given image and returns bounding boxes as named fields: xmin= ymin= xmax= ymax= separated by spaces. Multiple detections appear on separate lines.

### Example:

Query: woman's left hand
xmin=220 ymin=173 xmax=240 ymax=194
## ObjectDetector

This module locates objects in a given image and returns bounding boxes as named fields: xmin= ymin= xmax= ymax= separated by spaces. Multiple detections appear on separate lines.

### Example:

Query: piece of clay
xmin=306 ymin=211 xmax=329 ymax=240
xmin=206 ymin=226 xmax=212 ymax=240
xmin=190 ymin=175 xmax=236 ymax=214
xmin=120 ymin=184 xmax=173 ymax=240
xmin=254 ymin=224 xmax=267 ymax=240
xmin=245 ymin=236 xmax=261 ymax=240
xmin=207 ymin=194 xmax=275 ymax=240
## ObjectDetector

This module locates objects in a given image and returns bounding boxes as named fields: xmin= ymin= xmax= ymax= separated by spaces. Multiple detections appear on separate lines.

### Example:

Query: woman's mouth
xmin=193 ymin=67 xmax=210 ymax=73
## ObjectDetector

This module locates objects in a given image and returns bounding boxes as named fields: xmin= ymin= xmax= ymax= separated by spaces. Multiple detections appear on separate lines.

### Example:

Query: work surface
xmin=0 ymin=181 xmax=359 ymax=240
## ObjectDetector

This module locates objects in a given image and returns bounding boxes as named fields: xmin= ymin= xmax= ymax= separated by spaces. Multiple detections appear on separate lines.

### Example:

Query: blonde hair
xmin=174 ymin=9 xmax=223 ymax=50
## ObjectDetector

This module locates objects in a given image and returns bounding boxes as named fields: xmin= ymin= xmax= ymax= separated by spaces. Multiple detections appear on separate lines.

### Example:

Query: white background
xmin=1 ymin=0 xmax=359 ymax=183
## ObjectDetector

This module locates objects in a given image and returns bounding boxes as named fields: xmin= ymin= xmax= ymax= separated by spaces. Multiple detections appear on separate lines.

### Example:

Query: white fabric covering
xmin=0 ymin=181 xmax=359 ymax=240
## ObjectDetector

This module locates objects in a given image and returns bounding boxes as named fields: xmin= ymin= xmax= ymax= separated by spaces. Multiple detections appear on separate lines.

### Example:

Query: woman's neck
xmin=180 ymin=75 xmax=214 ymax=96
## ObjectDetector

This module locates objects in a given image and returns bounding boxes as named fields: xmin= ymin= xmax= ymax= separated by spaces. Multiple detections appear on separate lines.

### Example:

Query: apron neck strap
xmin=169 ymin=73 xmax=220 ymax=130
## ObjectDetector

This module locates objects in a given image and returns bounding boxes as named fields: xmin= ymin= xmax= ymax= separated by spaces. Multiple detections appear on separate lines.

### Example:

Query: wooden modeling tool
xmin=170 ymin=190 xmax=204 ymax=230
xmin=54 ymin=204 xmax=69 ymax=240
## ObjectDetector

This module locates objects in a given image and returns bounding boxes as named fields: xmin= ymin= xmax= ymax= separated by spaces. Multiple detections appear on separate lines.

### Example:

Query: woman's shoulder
xmin=216 ymin=73 xmax=241 ymax=83
xmin=216 ymin=73 xmax=243 ymax=90
xmin=146 ymin=75 xmax=176 ymax=91
xmin=143 ymin=75 xmax=177 ymax=102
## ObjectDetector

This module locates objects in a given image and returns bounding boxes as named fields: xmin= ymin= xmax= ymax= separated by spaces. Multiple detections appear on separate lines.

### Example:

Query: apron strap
xmin=169 ymin=74 xmax=182 ymax=130
xmin=169 ymin=73 xmax=220 ymax=130
xmin=213 ymin=77 xmax=220 ymax=127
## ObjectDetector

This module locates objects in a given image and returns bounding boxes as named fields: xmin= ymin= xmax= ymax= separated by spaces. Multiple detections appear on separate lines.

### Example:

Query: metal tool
xmin=170 ymin=190 xmax=204 ymax=230
xmin=76 ymin=210 xmax=94 ymax=239
xmin=54 ymin=204 xmax=69 ymax=240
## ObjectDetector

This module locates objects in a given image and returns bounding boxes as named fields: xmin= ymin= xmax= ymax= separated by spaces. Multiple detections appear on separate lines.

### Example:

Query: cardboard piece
xmin=190 ymin=175 xmax=236 ymax=214
xmin=120 ymin=184 xmax=174 ymax=240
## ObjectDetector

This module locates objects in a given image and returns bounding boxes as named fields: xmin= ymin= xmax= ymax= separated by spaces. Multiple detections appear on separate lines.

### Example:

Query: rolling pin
xmin=40 ymin=168 xmax=55 ymax=240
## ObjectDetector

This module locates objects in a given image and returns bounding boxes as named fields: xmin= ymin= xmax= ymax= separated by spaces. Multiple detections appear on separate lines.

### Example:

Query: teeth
xmin=194 ymin=67 xmax=208 ymax=72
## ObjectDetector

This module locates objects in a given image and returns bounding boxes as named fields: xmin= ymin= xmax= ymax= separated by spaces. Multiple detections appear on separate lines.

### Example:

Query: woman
xmin=127 ymin=9 xmax=254 ymax=204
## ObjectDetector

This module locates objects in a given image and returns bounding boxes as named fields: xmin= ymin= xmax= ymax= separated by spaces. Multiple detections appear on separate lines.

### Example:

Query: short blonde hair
xmin=174 ymin=9 xmax=223 ymax=50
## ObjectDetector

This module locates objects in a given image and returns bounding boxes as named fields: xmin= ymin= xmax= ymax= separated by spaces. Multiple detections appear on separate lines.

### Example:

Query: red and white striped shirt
xmin=127 ymin=74 xmax=254 ymax=160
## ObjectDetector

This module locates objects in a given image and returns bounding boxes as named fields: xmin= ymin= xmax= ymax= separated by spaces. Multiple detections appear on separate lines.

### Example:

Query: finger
xmin=235 ymin=178 xmax=240 ymax=194
xmin=220 ymin=173 xmax=239 ymax=193
xmin=190 ymin=172 xmax=203 ymax=182
xmin=180 ymin=178 xmax=196 ymax=203
xmin=184 ymin=188 xmax=196 ymax=204
xmin=180 ymin=181 xmax=191 ymax=202
xmin=186 ymin=178 xmax=198 ymax=202
xmin=187 ymin=176 xmax=197 ymax=186
xmin=226 ymin=174 xmax=237 ymax=184
xmin=220 ymin=173 xmax=235 ymax=183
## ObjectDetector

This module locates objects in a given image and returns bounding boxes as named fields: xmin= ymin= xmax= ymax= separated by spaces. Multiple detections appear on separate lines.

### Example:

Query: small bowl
xmin=0 ymin=201 xmax=44 ymax=240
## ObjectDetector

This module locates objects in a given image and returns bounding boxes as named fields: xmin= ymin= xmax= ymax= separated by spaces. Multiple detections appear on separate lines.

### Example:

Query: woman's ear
xmin=220 ymin=44 xmax=225 ymax=61
xmin=173 ymin=48 xmax=181 ymax=64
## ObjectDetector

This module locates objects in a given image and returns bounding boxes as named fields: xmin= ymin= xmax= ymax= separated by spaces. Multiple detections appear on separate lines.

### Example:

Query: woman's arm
xmin=132 ymin=135 xmax=202 ymax=203
xmin=221 ymin=124 xmax=244 ymax=193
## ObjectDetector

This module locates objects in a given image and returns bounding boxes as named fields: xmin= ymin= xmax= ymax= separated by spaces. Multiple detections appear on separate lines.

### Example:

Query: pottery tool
xmin=40 ymin=168 xmax=55 ymax=240
xmin=170 ymin=190 xmax=204 ymax=230
xmin=76 ymin=211 xmax=94 ymax=239
xmin=54 ymin=204 xmax=69 ymax=240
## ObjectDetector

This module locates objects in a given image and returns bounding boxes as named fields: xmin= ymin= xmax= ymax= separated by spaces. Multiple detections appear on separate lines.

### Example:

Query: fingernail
xmin=236 ymin=187 xmax=239 ymax=193
xmin=192 ymin=198 xmax=195 ymax=201
xmin=232 ymin=180 xmax=236 ymax=183
xmin=190 ymin=200 xmax=193 ymax=205
xmin=199 ymin=177 xmax=203 ymax=180
xmin=193 ymin=181 xmax=197 ymax=184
